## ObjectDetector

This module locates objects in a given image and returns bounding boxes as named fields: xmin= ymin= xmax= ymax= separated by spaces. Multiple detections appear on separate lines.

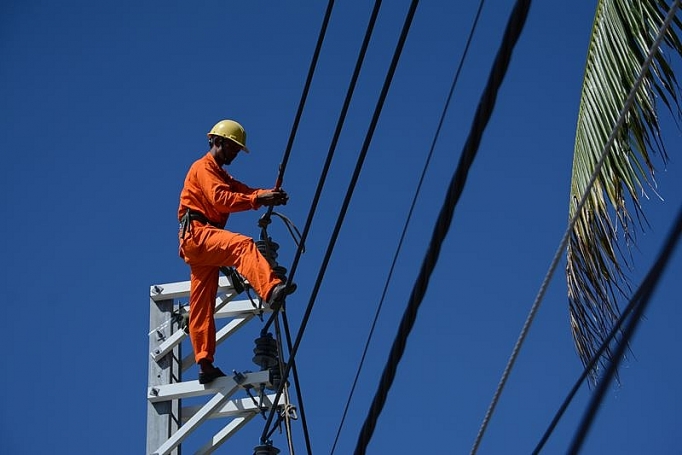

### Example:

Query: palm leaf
xmin=567 ymin=0 xmax=682 ymax=383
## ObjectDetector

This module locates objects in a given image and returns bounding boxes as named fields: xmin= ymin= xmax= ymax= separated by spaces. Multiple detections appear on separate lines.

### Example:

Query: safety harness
xmin=179 ymin=209 xmax=221 ymax=239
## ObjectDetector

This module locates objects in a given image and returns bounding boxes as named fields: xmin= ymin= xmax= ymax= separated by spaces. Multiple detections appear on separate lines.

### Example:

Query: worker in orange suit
xmin=178 ymin=119 xmax=295 ymax=384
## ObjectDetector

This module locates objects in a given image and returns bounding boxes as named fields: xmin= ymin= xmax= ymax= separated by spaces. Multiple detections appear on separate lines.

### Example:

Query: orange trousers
xmin=179 ymin=222 xmax=281 ymax=364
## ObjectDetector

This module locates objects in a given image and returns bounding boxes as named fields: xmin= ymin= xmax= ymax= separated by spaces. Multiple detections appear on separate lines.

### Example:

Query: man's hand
xmin=258 ymin=189 xmax=289 ymax=206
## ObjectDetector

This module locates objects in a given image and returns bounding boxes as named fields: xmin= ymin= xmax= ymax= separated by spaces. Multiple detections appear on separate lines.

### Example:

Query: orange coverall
xmin=178 ymin=152 xmax=282 ymax=364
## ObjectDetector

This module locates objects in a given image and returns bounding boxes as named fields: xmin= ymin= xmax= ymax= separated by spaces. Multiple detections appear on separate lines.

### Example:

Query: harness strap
xmin=180 ymin=209 xmax=220 ymax=238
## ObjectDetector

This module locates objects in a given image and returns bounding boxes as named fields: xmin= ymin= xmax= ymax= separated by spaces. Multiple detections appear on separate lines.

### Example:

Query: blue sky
xmin=2 ymin=1 xmax=681 ymax=454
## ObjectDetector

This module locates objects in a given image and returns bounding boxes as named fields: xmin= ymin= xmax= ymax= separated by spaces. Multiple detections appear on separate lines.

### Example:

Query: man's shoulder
xmin=188 ymin=153 xmax=215 ymax=169
xmin=186 ymin=153 xmax=230 ymax=182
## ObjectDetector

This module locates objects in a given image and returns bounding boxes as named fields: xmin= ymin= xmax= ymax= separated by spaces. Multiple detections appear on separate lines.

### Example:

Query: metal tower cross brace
xmin=147 ymin=276 xmax=284 ymax=455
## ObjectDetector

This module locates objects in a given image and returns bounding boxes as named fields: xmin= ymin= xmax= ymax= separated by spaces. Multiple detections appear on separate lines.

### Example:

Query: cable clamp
xmin=232 ymin=370 xmax=247 ymax=385
xmin=258 ymin=212 xmax=273 ymax=229
xmin=281 ymin=403 xmax=298 ymax=420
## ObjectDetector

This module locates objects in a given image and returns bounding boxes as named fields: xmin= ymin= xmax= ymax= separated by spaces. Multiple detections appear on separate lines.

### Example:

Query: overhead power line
xmin=267 ymin=0 xmax=418 ymax=440
xmin=566 ymin=205 xmax=682 ymax=454
xmin=272 ymin=1 xmax=335 ymax=188
xmin=278 ymin=0 xmax=384 ymax=297
xmin=259 ymin=0 xmax=396 ymax=443
xmin=532 ymin=207 xmax=682 ymax=454
xmin=256 ymin=2 xmax=337 ymax=454
xmin=471 ymin=1 xmax=682 ymax=453
xmin=353 ymin=1 xmax=532 ymax=454
xmin=329 ymin=1 xmax=488 ymax=453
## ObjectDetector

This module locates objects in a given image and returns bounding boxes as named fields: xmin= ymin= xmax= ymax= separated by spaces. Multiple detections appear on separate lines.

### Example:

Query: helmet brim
xmin=208 ymin=134 xmax=250 ymax=153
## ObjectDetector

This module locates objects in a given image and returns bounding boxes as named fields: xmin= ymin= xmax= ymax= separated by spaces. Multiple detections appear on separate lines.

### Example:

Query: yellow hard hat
xmin=207 ymin=119 xmax=250 ymax=153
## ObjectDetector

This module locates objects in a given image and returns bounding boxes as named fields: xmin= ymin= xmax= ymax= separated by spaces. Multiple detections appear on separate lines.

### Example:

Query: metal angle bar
xmin=195 ymin=414 xmax=258 ymax=455
xmin=151 ymin=379 xmax=241 ymax=455
xmin=151 ymin=295 xmax=253 ymax=363
xmin=182 ymin=393 xmax=283 ymax=421
xmin=147 ymin=370 xmax=271 ymax=403
xmin=215 ymin=316 xmax=255 ymax=345
xmin=181 ymin=315 xmax=255 ymax=372
xmin=147 ymin=296 xmax=181 ymax=455
xmin=150 ymin=276 xmax=236 ymax=301
xmin=214 ymin=299 xmax=272 ymax=319
xmin=151 ymin=329 xmax=185 ymax=362
xmin=213 ymin=292 xmax=235 ymax=313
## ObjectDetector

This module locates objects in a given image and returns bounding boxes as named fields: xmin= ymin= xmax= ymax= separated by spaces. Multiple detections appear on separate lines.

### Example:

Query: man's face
xmin=221 ymin=139 xmax=241 ymax=165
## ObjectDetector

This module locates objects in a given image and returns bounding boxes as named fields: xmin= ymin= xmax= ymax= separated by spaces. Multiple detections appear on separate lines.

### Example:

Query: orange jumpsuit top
xmin=178 ymin=153 xmax=266 ymax=227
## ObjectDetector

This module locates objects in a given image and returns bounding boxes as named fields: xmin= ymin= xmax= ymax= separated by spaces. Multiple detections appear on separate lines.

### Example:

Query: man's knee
xmin=231 ymin=235 xmax=257 ymax=254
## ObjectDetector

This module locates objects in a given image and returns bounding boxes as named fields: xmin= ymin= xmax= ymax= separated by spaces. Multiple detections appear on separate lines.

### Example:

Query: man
xmin=178 ymin=119 xmax=294 ymax=384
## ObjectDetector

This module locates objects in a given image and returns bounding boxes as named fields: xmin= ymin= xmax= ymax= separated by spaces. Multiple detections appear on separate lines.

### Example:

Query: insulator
xmin=256 ymin=239 xmax=280 ymax=261
xmin=254 ymin=444 xmax=280 ymax=455
xmin=272 ymin=265 xmax=288 ymax=281
xmin=253 ymin=333 xmax=279 ymax=369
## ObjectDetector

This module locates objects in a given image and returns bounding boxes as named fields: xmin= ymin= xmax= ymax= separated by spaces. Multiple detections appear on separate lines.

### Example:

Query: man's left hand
xmin=258 ymin=189 xmax=289 ymax=206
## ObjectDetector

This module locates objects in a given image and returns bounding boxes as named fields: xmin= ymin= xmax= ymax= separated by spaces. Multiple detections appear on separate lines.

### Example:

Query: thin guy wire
xmin=328 ymin=1 xmax=487 ymax=452
xmin=354 ymin=2 xmax=531 ymax=454
xmin=273 ymin=316 xmax=296 ymax=455
xmin=280 ymin=312 xmax=311 ymax=454
xmin=533 ymin=5 xmax=682 ymax=450
xmin=470 ymin=1 xmax=682 ymax=453
xmin=566 ymin=204 xmax=682 ymax=454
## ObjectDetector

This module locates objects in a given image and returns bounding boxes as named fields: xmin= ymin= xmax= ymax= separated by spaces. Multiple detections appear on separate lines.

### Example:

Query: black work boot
xmin=198 ymin=360 xmax=226 ymax=385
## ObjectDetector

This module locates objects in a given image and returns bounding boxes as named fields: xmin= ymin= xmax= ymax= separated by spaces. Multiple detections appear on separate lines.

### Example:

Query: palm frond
xmin=567 ymin=0 xmax=682 ymax=383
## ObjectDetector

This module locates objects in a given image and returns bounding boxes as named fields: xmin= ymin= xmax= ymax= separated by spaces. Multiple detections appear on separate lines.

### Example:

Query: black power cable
xmin=353 ymin=1 xmax=532 ymax=454
xmin=329 ymin=1 xmax=488 ymax=453
xmin=267 ymin=0 xmax=335 ymax=192
xmin=260 ymin=0 xmax=418 ymax=444
xmin=259 ymin=0 xmax=383 ymax=443
xmin=256 ymin=2 xmax=337 ymax=454
xmin=259 ymin=0 xmax=384 ymax=438
xmin=566 ymin=204 xmax=682 ymax=454
xmin=532 ymin=205 xmax=681 ymax=454
xmin=526 ymin=2 xmax=682 ymax=452
xmin=277 ymin=0 xmax=384 ymax=294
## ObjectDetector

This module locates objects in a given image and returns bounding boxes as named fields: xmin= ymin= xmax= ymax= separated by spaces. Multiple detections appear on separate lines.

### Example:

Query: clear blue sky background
xmin=2 ymin=1 xmax=681 ymax=454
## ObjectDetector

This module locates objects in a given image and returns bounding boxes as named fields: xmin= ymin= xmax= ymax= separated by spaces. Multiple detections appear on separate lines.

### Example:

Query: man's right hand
xmin=258 ymin=189 xmax=289 ymax=206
